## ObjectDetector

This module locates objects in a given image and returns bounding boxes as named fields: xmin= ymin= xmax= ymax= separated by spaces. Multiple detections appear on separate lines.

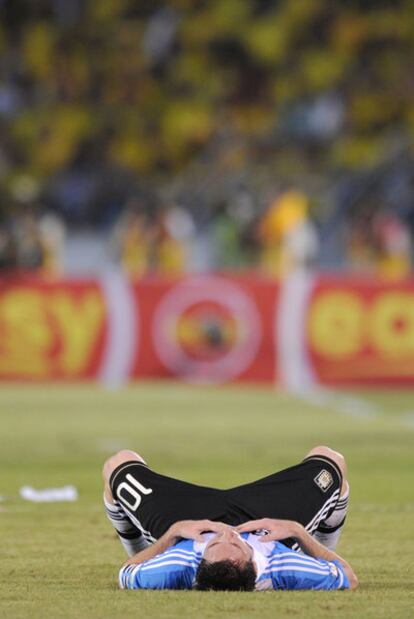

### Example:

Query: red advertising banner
xmin=0 ymin=277 xmax=107 ymax=380
xmin=306 ymin=276 xmax=414 ymax=386
xmin=1 ymin=273 xmax=414 ymax=386
xmin=131 ymin=275 xmax=279 ymax=384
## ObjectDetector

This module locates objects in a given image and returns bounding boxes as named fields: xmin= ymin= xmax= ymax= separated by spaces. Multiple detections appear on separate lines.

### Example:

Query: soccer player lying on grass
xmin=118 ymin=518 xmax=357 ymax=591
xmin=103 ymin=445 xmax=357 ymax=591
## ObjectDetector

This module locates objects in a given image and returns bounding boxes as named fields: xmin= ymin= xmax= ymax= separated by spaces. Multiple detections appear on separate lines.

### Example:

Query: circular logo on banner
xmin=152 ymin=277 xmax=262 ymax=383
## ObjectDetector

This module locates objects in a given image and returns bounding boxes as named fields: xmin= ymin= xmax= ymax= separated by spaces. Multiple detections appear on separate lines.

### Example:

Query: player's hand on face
xmin=171 ymin=519 xmax=232 ymax=542
xmin=236 ymin=518 xmax=296 ymax=542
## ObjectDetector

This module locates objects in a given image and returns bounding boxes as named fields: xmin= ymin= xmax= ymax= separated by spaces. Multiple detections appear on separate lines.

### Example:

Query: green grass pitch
xmin=0 ymin=382 xmax=413 ymax=619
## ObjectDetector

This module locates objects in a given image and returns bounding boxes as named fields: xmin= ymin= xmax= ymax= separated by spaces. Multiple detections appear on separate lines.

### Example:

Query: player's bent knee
xmin=103 ymin=450 xmax=146 ymax=481
xmin=306 ymin=445 xmax=347 ymax=479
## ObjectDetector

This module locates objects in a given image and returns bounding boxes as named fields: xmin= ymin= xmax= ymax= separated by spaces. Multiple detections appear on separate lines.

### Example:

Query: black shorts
xmin=109 ymin=455 xmax=342 ymax=547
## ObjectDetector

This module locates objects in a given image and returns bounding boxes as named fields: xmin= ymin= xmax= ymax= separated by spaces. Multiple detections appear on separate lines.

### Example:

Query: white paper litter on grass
xmin=20 ymin=485 xmax=78 ymax=502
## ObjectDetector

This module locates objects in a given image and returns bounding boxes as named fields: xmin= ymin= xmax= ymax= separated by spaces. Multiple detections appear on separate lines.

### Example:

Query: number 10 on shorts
xmin=116 ymin=474 xmax=153 ymax=511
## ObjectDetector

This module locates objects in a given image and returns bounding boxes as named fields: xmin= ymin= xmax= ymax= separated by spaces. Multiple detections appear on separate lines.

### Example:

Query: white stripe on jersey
xmin=140 ymin=559 xmax=198 ymax=571
xmin=119 ymin=564 xmax=141 ymax=589
xmin=269 ymin=566 xmax=332 ymax=576
xmin=162 ymin=548 xmax=199 ymax=557
xmin=270 ymin=563 xmax=330 ymax=576
xmin=269 ymin=553 xmax=329 ymax=571
xmin=337 ymin=566 xmax=344 ymax=589
xmin=270 ymin=554 xmax=331 ymax=566
xmin=140 ymin=552 xmax=198 ymax=568
xmin=270 ymin=557 xmax=330 ymax=571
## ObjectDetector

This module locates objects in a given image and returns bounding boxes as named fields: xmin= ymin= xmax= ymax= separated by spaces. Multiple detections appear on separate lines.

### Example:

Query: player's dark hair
xmin=195 ymin=559 xmax=256 ymax=591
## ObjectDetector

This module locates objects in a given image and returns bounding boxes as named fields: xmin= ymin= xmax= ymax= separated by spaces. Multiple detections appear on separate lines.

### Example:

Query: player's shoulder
xmin=120 ymin=539 xmax=201 ymax=590
xmin=159 ymin=538 xmax=200 ymax=565
xmin=270 ymin=540 xmax=296 ymax=555
xmin=166 ymin=539 xmax=195 ymax=552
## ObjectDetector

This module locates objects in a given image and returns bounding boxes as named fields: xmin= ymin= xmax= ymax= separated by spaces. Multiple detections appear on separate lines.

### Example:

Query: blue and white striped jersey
xmin=119 ymin=532 xmax=349 ymax=591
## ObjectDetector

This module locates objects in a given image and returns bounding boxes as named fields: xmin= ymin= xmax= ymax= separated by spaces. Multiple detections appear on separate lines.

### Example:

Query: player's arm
xmin=123 ymin=519 xmax=229 ymax=567
xmin=237 ymin=518 xmax=358 ymax=590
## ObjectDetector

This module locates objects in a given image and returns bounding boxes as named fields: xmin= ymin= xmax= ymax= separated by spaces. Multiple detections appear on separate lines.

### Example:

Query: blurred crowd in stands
xmin=1 ymin=0 xmax=414 ymax=278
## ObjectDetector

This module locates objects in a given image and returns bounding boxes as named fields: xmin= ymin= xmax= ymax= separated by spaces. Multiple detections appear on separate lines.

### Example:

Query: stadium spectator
xmin=257 ymin=189 xmax=319 ymax=277
xmin=0 ymin=0 xmax=413 ymax=274
xmin=346 ymin=212 xmax=378 ymax=276
xmin=373 ymin=210 xmax=412 ymax=281
xmin=13 ymin=208 xmax=46 ymax=271
xmin=38 ymin=210 xmax=66 ymax=276
xmin=111 ymin=203 xmax=154 ymax=277
xmin=346 ymin=205 xmax=413 ymax=280
xmin=156 ymin=204 xmax=196 ymax=275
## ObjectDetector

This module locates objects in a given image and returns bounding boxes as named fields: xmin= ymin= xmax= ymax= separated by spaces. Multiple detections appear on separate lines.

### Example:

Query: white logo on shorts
xmin=314 ymin=469 xmax=333 ymax=492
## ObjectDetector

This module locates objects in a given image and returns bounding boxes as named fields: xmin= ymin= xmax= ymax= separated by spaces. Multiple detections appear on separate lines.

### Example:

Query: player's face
xmin=203 ymin=528 xmax=253 ymax=565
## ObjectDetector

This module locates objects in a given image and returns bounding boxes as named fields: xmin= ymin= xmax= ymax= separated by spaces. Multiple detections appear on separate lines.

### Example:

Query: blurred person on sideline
xmin=13 ymin=208 xmax=46 ymax=272
xmin=373 ymin=210 xmax=412 ymax=280
xmin=346 ymin=210 xmax=378 ymax=276
xmin=7 ymin=173 xmax=66 ymax=276
xmin=257 ymin=189 xmax=319 ymax=278
xmin=111 ymin=199 xmax=154 ymax=277
xmin=38 ymin=211 xmax=66 ymax=276
xmin=102 ymin=445 xmax=356 ymax=591
xmin=208 ymin=194 xmax=257 ymax=270
xmin=156 ymin=204 xmax=195 ymax=276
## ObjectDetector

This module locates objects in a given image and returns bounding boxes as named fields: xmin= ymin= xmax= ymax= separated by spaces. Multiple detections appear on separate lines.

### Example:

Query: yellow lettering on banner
xmin=371 ymin=293 xmax=414 ymax=357
xmin=0 ymin=290 xmax=52 ymax=377
xmin=308 ymin=291 xmax=365 ymax=359
xmin=50 ymin=291 xmax=105 ymax=375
